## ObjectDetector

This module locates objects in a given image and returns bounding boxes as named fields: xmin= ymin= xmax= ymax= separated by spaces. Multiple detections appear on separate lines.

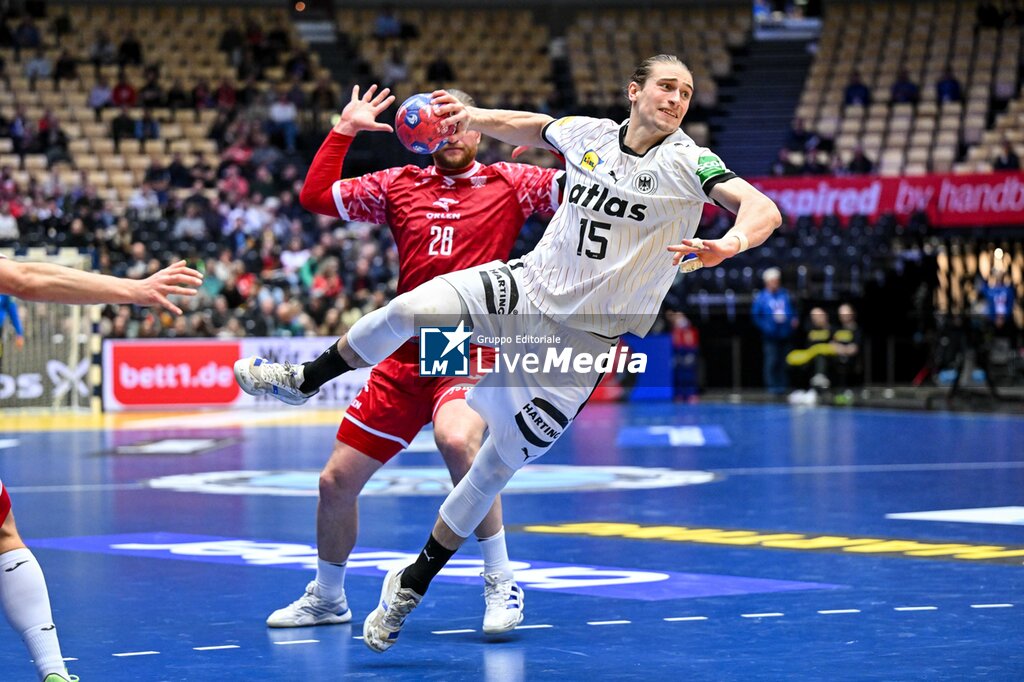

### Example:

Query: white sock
xmin=478 ymin=528 xmax=514 ymax=582
xmin=0 ymin=548 xmax=66 ymax=678
xmin=315 ymin=558 xmax=346 ymax=602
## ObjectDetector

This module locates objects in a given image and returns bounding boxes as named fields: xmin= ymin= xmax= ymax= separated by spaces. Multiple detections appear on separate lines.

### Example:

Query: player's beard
xmin=433 ymin=144 xmax=475 ymax=171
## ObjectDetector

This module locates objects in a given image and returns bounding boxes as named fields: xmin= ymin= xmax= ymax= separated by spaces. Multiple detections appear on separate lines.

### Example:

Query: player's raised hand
xmin=134 ymin=260 xmax=204 ymax=315
xmin=334 ymin=84 xmax=395 ymax=137
xmin=667 ymin=237 xmax=741 ymax=272
xmin=431 ymin=89 xmax=470 ymax=138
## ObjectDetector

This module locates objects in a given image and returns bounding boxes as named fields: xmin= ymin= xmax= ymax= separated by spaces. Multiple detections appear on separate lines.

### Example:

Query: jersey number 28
xmin=429 ymin=225 xmax=454 ymax=256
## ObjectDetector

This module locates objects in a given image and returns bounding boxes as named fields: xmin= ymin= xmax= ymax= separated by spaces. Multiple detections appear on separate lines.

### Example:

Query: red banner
xmin=107 ymin=341 xmax=241 ymax=408
xmin=748 ymin=172 xmax=1024 ymax=227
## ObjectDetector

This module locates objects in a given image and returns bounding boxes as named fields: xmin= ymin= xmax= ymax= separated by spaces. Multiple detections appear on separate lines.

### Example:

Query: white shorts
xmin=439 ymin=260 xmax=616 ymax=470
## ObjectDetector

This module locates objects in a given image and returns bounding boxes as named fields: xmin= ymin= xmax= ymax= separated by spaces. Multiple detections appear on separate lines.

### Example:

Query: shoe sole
xmin=482 ymin=609 xmax=524 ymax=635
xmin=267 ymin=609 xmax=352 ymax=628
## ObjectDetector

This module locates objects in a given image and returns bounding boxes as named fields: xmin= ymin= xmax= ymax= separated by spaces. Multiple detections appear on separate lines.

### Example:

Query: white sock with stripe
xmin=315 ymin=558 xmax=346 ymax=602
xmin=0 ymin=547 xmax=67 ymax=678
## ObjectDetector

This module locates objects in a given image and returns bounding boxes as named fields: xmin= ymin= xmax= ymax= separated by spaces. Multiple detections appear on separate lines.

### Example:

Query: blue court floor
xmin=1 ymin=402 xmax=1022 ymax=680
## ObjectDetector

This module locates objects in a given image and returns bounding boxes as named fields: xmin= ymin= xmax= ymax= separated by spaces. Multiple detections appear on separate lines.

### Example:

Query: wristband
xmin=730 ymin=232 xmax=750 ymax=253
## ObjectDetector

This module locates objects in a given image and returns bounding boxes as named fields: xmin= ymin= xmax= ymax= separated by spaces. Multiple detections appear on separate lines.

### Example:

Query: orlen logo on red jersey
xmin=110 ymin=342 xmax=240 ymax=406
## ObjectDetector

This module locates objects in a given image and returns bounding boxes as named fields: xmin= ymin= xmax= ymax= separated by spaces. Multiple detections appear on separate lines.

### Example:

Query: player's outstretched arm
xmin=300 ymin=84 xmax=395 ymax=217
xmin=0 ymin=258 xmax=202 ymax=314
xmin=433 ymin=90 xmax=555 ymax=150
xmin=668 ymin=177 xmax=782 ymax=271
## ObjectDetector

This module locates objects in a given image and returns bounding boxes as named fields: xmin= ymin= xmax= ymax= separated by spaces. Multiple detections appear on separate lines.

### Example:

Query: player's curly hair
xmin=627 ymin=54 xmax=690 ymax=93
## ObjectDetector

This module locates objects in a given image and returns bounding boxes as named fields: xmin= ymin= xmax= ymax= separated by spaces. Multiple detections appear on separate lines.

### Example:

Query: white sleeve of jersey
xmin=673 ymin=144 xmax=736 ymax=204
xmin=540 ymin=116 xmax=607 ymax=155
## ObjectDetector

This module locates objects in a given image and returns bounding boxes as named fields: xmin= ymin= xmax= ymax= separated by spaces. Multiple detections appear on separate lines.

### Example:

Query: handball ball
xmin=395 ymin=94 xmax=453 ymax=154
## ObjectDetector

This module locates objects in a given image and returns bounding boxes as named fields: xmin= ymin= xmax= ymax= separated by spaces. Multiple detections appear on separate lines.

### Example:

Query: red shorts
xmin=337 ymin=342 xmax=495 ymax=463
xmin=0 ymin=479 xmax=10 ymax=526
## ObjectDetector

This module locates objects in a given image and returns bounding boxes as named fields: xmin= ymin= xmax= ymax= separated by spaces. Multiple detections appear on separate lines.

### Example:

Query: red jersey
xmin=300 ymin=132 xmax=561 ymax=294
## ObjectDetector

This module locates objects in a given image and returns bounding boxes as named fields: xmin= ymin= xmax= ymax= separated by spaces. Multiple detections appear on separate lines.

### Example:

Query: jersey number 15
xmin=576 ymin=218 xmax=610 ymax=260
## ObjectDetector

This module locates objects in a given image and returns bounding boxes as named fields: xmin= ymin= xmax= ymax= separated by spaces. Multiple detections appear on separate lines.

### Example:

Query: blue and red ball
xmin=395 ymin=93 xmax=454 ymax=154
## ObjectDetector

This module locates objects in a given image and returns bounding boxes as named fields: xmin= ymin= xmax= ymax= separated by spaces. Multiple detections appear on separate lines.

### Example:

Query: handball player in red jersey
xmin=235 ymin=85 xmax=563 ymax=634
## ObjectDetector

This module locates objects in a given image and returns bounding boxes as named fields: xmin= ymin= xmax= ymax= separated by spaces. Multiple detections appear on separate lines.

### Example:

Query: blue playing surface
xmin=2 ymin=402 xmax=1022 ymax=680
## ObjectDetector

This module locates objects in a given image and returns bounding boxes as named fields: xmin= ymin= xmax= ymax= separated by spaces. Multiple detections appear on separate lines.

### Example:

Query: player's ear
xmin=627 ymin=81 xmax=640 ymax=102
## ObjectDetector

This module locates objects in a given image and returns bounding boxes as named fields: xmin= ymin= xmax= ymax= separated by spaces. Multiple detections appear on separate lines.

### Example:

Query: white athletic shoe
xmin=233 ymin=357 xmax=317 ymax=406
xmin=362 ymin=566 xmax=423 ymax=653
xmin=266 ymin=581 xmax=351 ymax=628
xmin=482 ymin=573 xmax=525 ymax=634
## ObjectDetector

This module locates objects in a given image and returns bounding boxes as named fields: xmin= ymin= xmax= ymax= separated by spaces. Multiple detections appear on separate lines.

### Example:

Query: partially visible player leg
xmin=266 ymin=439 xmax=383 ymax=627
xmin=0 ymin=495 xmax=74 ymax=681
xmin=432 ymin=393 xmax=523 ymax=634
xmin=234 ymin=276 xmax=467 ymax=403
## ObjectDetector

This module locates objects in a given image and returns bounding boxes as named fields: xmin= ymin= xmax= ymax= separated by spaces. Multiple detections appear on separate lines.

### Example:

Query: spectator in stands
xmin=117 ymin=30 xmax=143 ymax=68
xmin=784 ymin=117 xmax=810 ymax=151
xmin=976 ymin=1 xmax=1006 ymax=28
xmin=23 ymin=47 xmax=51 ymax=91
xmin=753 ymin=267 xmax=799 ymax=395
xmin=166 ymin=79 xmax=190 ymax=111
xmin=13 ymin=16 xmax=41 ymax=56
xmin=786 ymin=306 xmax=833 ymax=404
xmin=770 ymin=148 xmax=801 ymax=176
xmin=979 ymin=269 xmax=1016 ymax=338
xmin=111 ymin=73 xmax=137 ymax=107
xmin=89 ymin=30 xmax=116 ymax=75
xmin=426 ymin=50 xmax=456 ymax=84
xmin=53 ymin=49 xmax=78 ymax=86
xmin=215 ymin=78 xmax=238 ymax=112
xmin=219 ymin=23 xmax=245 ymax=66
xmin=285 ymin=49 xmax=313 ymax=82
xmin=312 ymin=257 xmax=343 ymax=299
xmin=267 ymin=91 xmax=299 ymax=152
xmin=843 ymin=71 xmax=871 ymax=107
xmin=890 ymin=69 xmax=920 ymax=105
xmin=134 ymin=108 xmax=160 ymax=142
xmin=110 ymin=105 xmax=135 ymax=152
xmin=218 ymin=164 xmax=250 ymax=198
xmin=831 ymin=303 xmax=862 ymax=393
xmin=87 ymin=76 xmax=113 ymax=120
xmin=381 ymin=47 xmax=408 ymax=88
xmin=802 ymin=147 xmax=830 ymax=175
xmin=192 ymin=78 xmax=215 ymax=110
xmin=309 ymin=76 xmax=337 ymax=129
xmin=935 ymin=67 xmax=962 ymax=103
xmin=36 ymin=116 xmax=71 ymax=167
xmin=373 ymin=6 xmax=402 ymax=40
xmin=166 ymin=152 xmax=191 ymax=189
xmin=285 ymin=77 xmax=307 ymax=109
xmin=128 ymin=181 xmax=161 ymax=220
xmin=139 ymin=74 xmax=165 ymax=109
xmin=173 ymin=201 xmax=207 ymax=240
xmin=0 ymin=201 xmax=18 ymax=242
xmin=847 ymin=146 xmax=874 ymax=174
xmin=236 ymin=75 xmax=262 ymax=108
xmin=993 ymin=140 xmax=1020 ymax=170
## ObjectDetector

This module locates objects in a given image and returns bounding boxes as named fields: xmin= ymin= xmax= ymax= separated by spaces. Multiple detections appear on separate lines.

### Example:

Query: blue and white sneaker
xmin=233 ymin=357 xmax=317 ymax=406
xmin=266 ymin=581 xmax=351 ymax=628
xmin=482 ymin=573 xmax=525 ymax=634
xmin=362 ymin=566 xmax=423 ymax=653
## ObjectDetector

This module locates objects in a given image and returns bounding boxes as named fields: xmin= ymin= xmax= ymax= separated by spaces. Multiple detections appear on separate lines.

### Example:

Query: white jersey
xmin=520 ymin=116 xmax=735 ymax=337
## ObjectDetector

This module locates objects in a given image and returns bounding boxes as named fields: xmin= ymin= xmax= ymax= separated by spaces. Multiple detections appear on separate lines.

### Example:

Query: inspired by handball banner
xmin=749 ymin=172 xmax=1024 ymax=227
xmin=102 ymin=337 xmax=372 ymax=411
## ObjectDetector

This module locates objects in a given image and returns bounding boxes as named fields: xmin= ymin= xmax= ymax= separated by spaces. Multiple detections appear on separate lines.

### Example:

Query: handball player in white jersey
xmin=234 ymin=54 xmax=782 ymax=652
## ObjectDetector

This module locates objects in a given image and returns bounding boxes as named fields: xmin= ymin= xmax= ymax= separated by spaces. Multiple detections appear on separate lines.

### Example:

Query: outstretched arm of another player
xmin=0 ymin=259 xmax=202 ymax=314
xmin=668 ymin=177 xmax=782 ymax=271
xmin=299 ymin=84 xmax=395 ymax=216
xmin=433 ymin=90 xmax=555 ymax=150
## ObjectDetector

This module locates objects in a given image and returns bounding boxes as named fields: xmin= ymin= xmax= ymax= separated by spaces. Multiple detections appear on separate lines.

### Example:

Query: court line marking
xmin=273 ymin=639 xmax=319 ymax=645
xmin=818 ymin=609 xmax=861 ymax=615
xmin=894 ymin=606 xmax=938 ymax=611
xmin=587 ymin=620 xmax=631 ymax=625
xmin=664 ymin=616 xmax=708 ymax=622
xmin=970 ymin=603 xmax=1013 ymax=609
xmin=515 ymin=624 xmax=554 ymax=630
xmin=432 ymin=629 xmax=475 ymax=635
xmin=112 ymin=651 xmax=160 ymax=657
xmin=6 ymin=483 xmax=145 ymax=493
xmin=62 ymin=657 xmax=78 ymax=661
xmin=713 ymin=461 xmax=1024 ymax=476
xmin=741 ymin=612 xmax=784 ymax=618
xmin=193 ymin=645 xmax=240 ymax=651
